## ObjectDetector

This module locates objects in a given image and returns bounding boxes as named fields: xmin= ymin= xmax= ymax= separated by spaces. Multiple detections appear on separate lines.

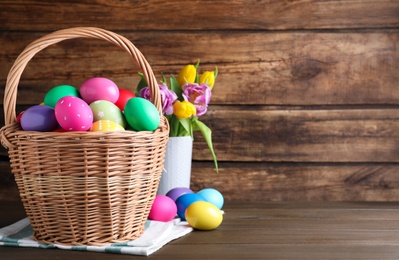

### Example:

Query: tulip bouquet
xmin=136 ymin=60 xmax=218 ymax=172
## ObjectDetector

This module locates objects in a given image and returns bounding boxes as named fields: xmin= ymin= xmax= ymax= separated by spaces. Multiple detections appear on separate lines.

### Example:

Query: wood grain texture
xmin=2 ymin=201 xmax=399 ymax=259
xmin=193 ymin=108 xmax=399 ymax=162
xmin=3 ymin=161 xmax=399 ymax=202
xmin=191 ymin=162 xmax=399 ymax=201
xmin=1 ymin=31 xmax=399 ymax=105
xmin=1 ymin=0 xmax=399 ymax=202
xmin=1 ymin=0 xmax=398 ymax=31
xmin=1 ymin=107 xmax=398 ymax=163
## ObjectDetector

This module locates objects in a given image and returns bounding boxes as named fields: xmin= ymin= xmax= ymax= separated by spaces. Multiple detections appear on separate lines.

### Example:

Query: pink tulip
xmin=182 ymin=83 xmax=212 ymax=117
xmin=139 ymin=84 xmax=177 ymax=115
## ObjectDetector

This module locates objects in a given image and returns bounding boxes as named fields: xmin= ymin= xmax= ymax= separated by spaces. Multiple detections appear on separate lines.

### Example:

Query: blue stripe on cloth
xmin=2 ymin=241 xmax=21 ymax=247
xmin=111 ymin=242 xmax=128 ymax=246
xmin=105 ymin=246 xmax=122 ymax=254
xmin=2 ymin=237 xmax=18 ymax=243
xmin=7 ymin=225 xmax=34 ymax=240
xmin=71 ymin=246 xmax=88 ymax=251
xmin=0 ymin=218 xmax=193 ymax=256
xmin=38 ymin=243 xmax=56 ymax=249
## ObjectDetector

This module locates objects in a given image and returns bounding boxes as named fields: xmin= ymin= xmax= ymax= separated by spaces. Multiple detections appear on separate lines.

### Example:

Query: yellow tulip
xmin=173 ymin=101 xmax=196 ymax=119
xmin=199 ymin=71 xmax=215 ymax=90
xmin=177 ymin=65 xmax=196 ymax=87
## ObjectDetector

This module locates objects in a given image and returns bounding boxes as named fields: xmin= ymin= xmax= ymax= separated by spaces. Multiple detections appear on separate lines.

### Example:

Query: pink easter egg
xmin=148 ymin=195 xmax=177 ymax=222
xmin=55 ymin=96 xmax=93 ymax=131
xmin=80 ymin=77 xmax=119 ymax=104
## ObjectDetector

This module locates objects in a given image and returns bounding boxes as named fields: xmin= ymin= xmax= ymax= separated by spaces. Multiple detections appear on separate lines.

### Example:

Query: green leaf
xmin=194 ymin=59 xmax=200 ymax=83
xmin=214 ymin=66 xmax=218 ymax=79
xmin=168 ymin=115 xmax=179 ymax=137
xmin=161 ymin=74 xmax=167 ymax=85
xmin=178 ymin=118 xmax=192 ymax=137
xmin=192 ymin=117 xmax=218 ymax=173
xmin=135 ymin=72 xmax=148 ymax=96
xmin=170 ymin=76 xmax=183 ymax=100
xmin=168 ymin=115 xmax=191 ymax=137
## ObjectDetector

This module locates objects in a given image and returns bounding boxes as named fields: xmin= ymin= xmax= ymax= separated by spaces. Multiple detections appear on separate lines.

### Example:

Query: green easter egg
xmin=90 ymin=100 xmax=127 ymax=128
xmin=44 ymin=85 xmax=80 ymax=108
xmin=124 ymin=97 xmax=160 ymax=131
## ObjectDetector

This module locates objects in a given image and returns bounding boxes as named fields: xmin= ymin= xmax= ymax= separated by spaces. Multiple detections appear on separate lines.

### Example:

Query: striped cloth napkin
xmin=0 ymin=218 xmax=193 ymax=256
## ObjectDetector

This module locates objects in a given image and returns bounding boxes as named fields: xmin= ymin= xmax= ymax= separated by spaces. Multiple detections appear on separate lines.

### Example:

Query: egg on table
xmin=175 ymin=193 xmax=205 ymax=220
xmin=197 ymin=188 xmax=224 ymax=209
xmin=166 ymin=187 xmax=194 ymax=202
xmin=185 ymin=201 xmax=223 ymax=231
xmin=148 ymin=195 xmax=177 ymax=222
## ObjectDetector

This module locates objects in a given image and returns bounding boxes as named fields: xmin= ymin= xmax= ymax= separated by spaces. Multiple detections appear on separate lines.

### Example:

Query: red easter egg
xmin=16 ymin=111 xmax=24 ymax=123
xmin=115 ymin=88 xmax=135 ymax=111
xmin=53 ymin=128 xmax=66 ymax=132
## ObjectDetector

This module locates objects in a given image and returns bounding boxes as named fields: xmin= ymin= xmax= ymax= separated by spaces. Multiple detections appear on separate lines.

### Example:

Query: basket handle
xmin=3 ymin=27 xmax=162 ymax=125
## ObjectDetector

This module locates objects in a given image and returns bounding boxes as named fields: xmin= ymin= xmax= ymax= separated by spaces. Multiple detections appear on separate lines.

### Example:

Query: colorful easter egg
xmin=115 ymin=88 xmax=135 ymax=111
xmin=175 ymin=193 xmax=205 ymax=220
xmin=148 ymin=195 xmax=177 ymax=222
xmin=124 ymin=97 xmax=160 ymax=131
xmin=166 ymin=187 xmax=194 ymax=202
xmin=44 ymin=85 xmax=80 ymax=108
xmin=53 ymin=128 xmax=66 ymax=132
xmin=185 ymin=201 xmax=223 ymax=230
xmin=197 ymin=188 xmax=224 ymax=209
xmin=16 ymin=111 xmax=24 ymax=123
xmin=89 ymin=100 xmax=127 ymax=128
xmin=90 ymin=120 xmax=124 ymax=132
xmin=20 ymin=105 xmax=58 ymax=132
xmin=55 ymin=96 xmax=93 ymax=131
xmin=80 ymin=77 xmax=119 ymax=104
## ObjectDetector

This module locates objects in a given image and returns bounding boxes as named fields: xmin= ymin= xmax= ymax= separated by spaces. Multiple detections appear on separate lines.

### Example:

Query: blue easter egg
xmin=197 ymin=188 xmax=224 ymax=209
xmin=175 ymin=193 xmax=205 ymax=220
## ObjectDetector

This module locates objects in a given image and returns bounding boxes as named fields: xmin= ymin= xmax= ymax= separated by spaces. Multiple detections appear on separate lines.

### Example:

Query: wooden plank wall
xmin=1 ymin=0 xmax=399 ymax=201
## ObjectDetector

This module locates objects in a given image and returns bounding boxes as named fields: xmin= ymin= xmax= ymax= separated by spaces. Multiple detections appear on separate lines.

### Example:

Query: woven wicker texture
xmin=0 ymin=27 xmax=169 ymax=246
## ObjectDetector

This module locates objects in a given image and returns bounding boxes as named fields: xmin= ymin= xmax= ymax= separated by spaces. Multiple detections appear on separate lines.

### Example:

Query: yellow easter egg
xmin=90 ymin=120 xmax=124 ymax=132
xmin=185 ymin=201 xmax=223 ymax=230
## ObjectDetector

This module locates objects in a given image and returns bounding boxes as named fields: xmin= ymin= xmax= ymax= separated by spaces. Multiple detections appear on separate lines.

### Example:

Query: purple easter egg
xmin=166 ymin=187 xmax=194 ymax=202
xmin=20 ymin=105 xmax=59 ymax=132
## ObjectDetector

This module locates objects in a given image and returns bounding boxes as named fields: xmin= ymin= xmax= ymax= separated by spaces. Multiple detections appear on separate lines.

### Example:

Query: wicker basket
xmin=0 ymin=27 xmax=169 ymax=246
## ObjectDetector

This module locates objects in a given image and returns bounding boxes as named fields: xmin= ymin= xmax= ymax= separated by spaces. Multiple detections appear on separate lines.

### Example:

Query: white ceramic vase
xmin=157 ymin=136 xmax=193 ymax=195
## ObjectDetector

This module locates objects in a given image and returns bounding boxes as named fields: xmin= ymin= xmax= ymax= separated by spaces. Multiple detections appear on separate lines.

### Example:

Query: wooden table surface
xmin=1 ymin=200 xmax=399 ymax=259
